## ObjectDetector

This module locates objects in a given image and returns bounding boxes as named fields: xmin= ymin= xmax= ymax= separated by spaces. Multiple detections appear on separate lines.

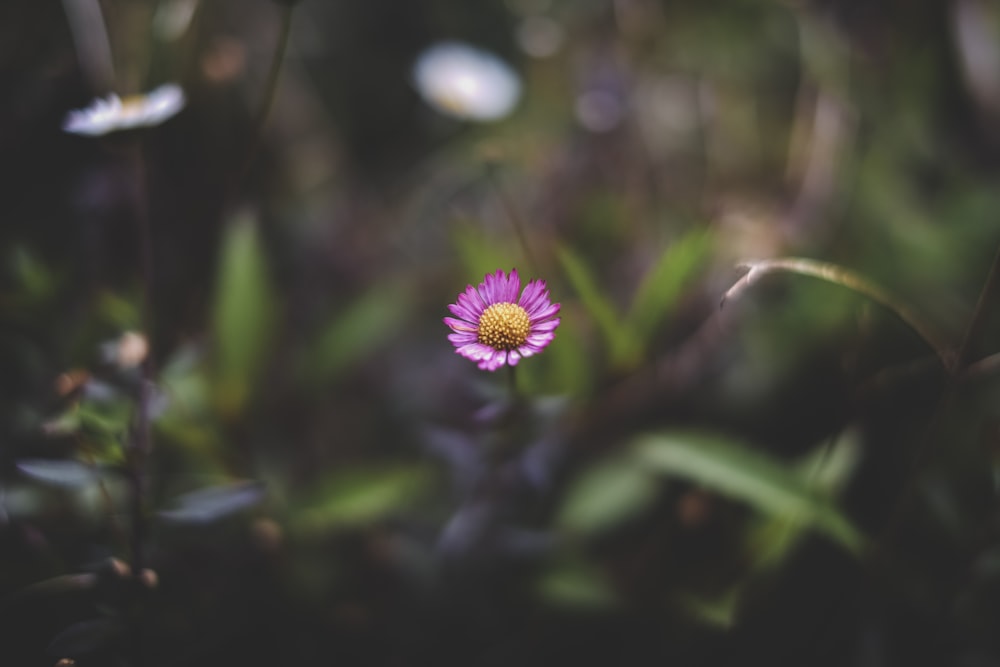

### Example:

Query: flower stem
xmin=721 ymin=257 xmax=954 ymax=369
xmin=485 ymin=163 xmax=540 ymax=275
xmin=235 ymin=3 xmax=295 ymax=189
xmin=129 ymin=144 xmax=154 ymax=576
xmin=507 ymin=363 xmax=518 ymax=400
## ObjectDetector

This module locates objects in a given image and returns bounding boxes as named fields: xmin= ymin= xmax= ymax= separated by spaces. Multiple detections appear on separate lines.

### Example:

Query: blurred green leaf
xmin=9 ymin=246 xmax=56 ymax=303
xmin=96 ymin=291 xmax=140 ymax=330
xmin=633 ymin=432 xmax=864 ymax=554
xmin=557 ymin=457 xmax=660 ymax=535
xmin=625 ymin=229 xmax=712 ymax=354
xmin=556 ymin=245 xmax=631 ymax=362
xmin=17 ymin=460 xmax=102 ymax=488
xmin=294 ymin=465 xmax=431 ymax=533
xmin=159 ymin=481 xmax=265 ymax=524
xmin=305 ymin=284 xmax=408 ymax=382
xmin=673 ymin=588 xmax=741 ymax=629
xmin=210 ymin=213 xmax=278 ymax=416
xmin=794 ymin=430 xmax=862 ymax=495
xmin=537 ymin=558 xmax=617 ymax=609
xmin=452 ymin=224 xmax=520 ymax=279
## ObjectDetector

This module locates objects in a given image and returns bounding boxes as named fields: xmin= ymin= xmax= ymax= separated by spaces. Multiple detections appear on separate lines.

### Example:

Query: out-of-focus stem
xmin=129 ymin=145 xmax=155 ymax=576
xmin=486 ymin=164 xmax=540 ymax=275
xmin=61 ymin=0 xmax=116 ymax=90
xmin=235 ymin=3 xmax=295 ymax=188
xmin=722 ymin=257 xmax=954 ymax=370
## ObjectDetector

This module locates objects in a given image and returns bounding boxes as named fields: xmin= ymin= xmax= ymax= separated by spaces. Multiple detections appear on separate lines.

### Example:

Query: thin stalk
xmin=128 ymin=144 xmax=155 ymax=576
xmin=234 ymin=3 xmax=294 ymax=189
xmin=721 ymin=257 xmax=954 ymax=369
xmin=507 ymin=363 xmax=518 ymax=400
xmin=486 ymin=163 xmax=540 ymax=275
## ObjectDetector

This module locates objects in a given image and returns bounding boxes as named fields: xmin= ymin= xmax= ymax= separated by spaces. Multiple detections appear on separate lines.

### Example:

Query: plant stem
xmin=486 ymin=163 xmax=540 ymax=275
xmin=721 ymin=257 xmax=954 ymax=369
xmin=234 ymin=3 xmax=295 ymax=190
xmin=129 ymin=144 xmax=154 ymax=576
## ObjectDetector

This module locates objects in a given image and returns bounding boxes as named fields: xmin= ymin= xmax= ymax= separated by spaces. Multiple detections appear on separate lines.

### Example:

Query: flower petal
xmin=448 ymin=332 xmax=478 ymax=346
xmin=518 ymin=280 xmax=543 ymax=310
xmin=444 ymin=316 xmax=477 ymax=332
xmin=506 ymin=268 xmax=521 ymax=303
xmin=530 ymin=317 xmax=560 ymax=333
xmin=528 ymin=301 xmax=560 ymax=321
xmin=456 ymin=342 xmax=494 ymax=361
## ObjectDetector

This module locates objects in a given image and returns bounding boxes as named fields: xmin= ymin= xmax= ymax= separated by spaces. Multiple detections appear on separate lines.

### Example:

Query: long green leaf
xmin=293 ymin=466 xmax=431 ymax=533
xmin=211 ymin=213 xmax=278 ymax=416
xmin=626 ymin=229 xmax=712 ymax=351
xmin=633 ymin=432 xmax=864 ymax=554
xmin=305 ymin=285 xmax=408 ymax=382
xmin=556 ymin=245 xmax=631 ymax=361
xmin=557 ymin=458 xmax=659 ymax=535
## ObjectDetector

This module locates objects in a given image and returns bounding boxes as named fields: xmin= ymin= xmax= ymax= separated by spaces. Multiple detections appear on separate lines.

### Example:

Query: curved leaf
xmin=159 ymin=481 xmax=265 ymax=524
xmin=295 ymin=466 xmax=431 ymax=533
xmin=211 ymin=213 xmax=278 ymax=416
xmin=17 ymin=460 xmax=101 ymax=488
xmin=626 ymin=229 xmax=712 ymax=349
xmin=557 ymin=458 xmax=660 ymax=535
xmin=633 ymin=432 xmax=864 ymax=553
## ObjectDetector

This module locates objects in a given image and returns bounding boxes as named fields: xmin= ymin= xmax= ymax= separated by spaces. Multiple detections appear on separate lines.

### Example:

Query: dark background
xmin=3 ymin=0 xmax=1000 ymax=665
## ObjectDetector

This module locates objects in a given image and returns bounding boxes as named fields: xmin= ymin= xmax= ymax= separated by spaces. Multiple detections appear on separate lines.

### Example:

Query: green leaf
xmin=556 ymin=245 xmax=631 ymax=362
xmin=294 ymin=465 xmax=431 ymax=533
xmin=305 ymin=285 xmax=408 ymax=382
xmin=452 ymin=224 xmax=520 ymax=279
xmin=625 ymin=229 xmax=712 ymax=352
xmin=536 ymin=558 xmax=617 ymax=609
xmin=673 ymin=588 xmax=741 ymax=629
xmin=557 ymin=458 xmax=660 ymax=535
xmin=633 ymin=432 xmax=864 ymax=554
xmin=159 ymin=481 xmax=265 ymax=524
xmin=17 ymin=460 xmax=102 ymax=488
xmin=210 ymin=213 xmax=278 ymax=416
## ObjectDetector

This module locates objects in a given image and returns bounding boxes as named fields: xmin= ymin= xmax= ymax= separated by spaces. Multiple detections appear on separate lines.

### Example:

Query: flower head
xmin=63 ymin=83 xmax=185 ymax=136
xmin=445 ymin=269 xmax=560 ymax=371
xmin=413 ymin=42 xmax=522 ymax=122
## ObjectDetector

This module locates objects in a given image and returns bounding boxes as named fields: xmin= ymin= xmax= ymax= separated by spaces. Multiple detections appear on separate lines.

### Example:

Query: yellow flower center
xmin=477 ymin=302 xmax=530 ymax=350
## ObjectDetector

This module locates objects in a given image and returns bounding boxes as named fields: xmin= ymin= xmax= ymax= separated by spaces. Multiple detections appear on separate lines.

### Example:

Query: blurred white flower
xmin=63 ymin=83 xmax=185 ymax=136
xmin=413 ymin=42 xmax=522 ymax=122
xmin=101 ymin=330 xmax=149 ymax=369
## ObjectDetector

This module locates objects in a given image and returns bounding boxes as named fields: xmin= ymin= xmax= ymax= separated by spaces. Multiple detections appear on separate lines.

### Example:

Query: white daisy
xmin=63 ymin=83 xmax=186 ymax=136
xmin=413 ymin=42 xmax=522 ymax=122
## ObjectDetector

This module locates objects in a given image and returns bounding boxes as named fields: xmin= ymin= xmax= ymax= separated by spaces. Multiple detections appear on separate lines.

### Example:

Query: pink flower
xmin=445 ymin=269 xmax=560 ymax=371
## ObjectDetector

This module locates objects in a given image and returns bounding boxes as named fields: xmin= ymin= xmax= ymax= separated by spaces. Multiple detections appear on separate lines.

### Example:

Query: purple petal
xmin=507 ymin=349 xmax=521 ymax=366
xmin=444 ymin=316 xmax=477 ymax=332
xmin=516 ymin=345 xmax=538 ymax=358
xmin=506 ymin=269 xmax=521 ymax=303
xmin=456 ymin=342 xmax=494 ymax=361
xmin=456 ymin=286 xmax=486 ymax=319
xmin=448 ymin=332 xmax=478 ymax=346
xmin=528 ymin=302 xmax=560 ymax=321
xmin=526 ymin=332 xmax=555 ymax=348
xmin=523 ymin=290 xmax=553 ymax=315
xmin=530 ymin=317 xmax=560 ymax=333
xmin=518 ymin=280 xmax=544 ymax=310
xmin=479 ymin=271 xmax=499 ymax=305
xmin=449 ymin=297 xmax=478 ymax=321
